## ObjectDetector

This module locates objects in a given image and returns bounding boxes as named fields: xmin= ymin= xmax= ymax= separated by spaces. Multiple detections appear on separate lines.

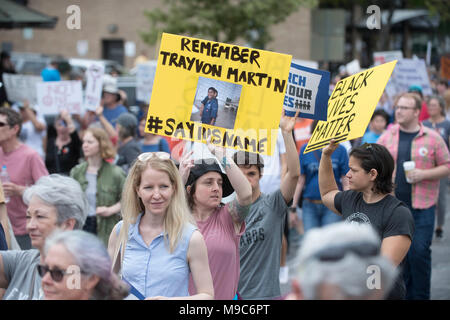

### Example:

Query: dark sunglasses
xmin=37 ymin=264 xmax=73 ymax=282
xmin=311 ymin=241 xmax=380 ymax=262
xmin=0 ymin=121 xmax=9 ymax=127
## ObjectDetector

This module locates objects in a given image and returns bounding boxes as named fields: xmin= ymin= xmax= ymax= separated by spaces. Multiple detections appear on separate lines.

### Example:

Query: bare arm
xmin=96 ymin=202 xmax=121 ymax=217
xmin=96 ymin=106 xmax=117 ymax=139
xmin=279 ymin=111 xmax=301 ymax=203
xmin=381 ymin=235 xmax=411 ymax=267
xmin=23 ymin=100 xmax=45 ymax=132
xmin=408 ymin=165 xmax=450 ymax=184
xmin=209 ymin=144 xmax=252 ymax=230
xmin=318 ymin=140 xmax=341 ymax=214
xmin=60 ymin=110 xmax=76 ymax=134
xmin=292 ymin=174 xmax=305 ymax=210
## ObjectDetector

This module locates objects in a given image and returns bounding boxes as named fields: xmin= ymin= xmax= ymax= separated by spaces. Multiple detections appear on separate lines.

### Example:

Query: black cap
xmin=186 ymin=159 xmax=234 ymax=197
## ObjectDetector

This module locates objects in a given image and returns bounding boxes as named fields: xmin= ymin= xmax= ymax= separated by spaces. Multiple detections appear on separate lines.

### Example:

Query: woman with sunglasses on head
xmin=45 ymin=110 xmax=82 ymax=175
xmin=39 ymin=230 xmax=129 ymax=300
xmin=178 ymin=143 xmax=252 ymax=300
xmin=318 ymin=140 xmax=414 ymax=300
xmin=108 ymin=152 xmax=214 ymax=300
xmin=0 ymin=174 xmax=88 ymax=300
xmin=70 ymin=127 xmax=126 ymax=246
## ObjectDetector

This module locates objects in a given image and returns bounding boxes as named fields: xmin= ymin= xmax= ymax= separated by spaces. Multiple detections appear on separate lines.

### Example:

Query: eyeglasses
xmin=394 ymin=105 xmax=416 ymax=111
xmin=37 ymin=264 xmax=74 ymax=282
xmin=0 ymin=121 xmax=9 ymax=127
xmin=311 ymin=241 xmax=380 ymax=262
xmin=137 ymin=152 xmax=171 ymax=162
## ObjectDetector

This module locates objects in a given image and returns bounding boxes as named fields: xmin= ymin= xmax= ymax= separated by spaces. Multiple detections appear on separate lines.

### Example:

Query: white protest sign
xmin=346 ymin=59 xmax=361 ymax=75
xmin=391 ymin=59 xmax=432 ymax=96
xmin=36 ymin=81 xmax=83 ymax=115
xmin=136 ymin=61 xmax=157 ymax=103
xmin=373 ymin=51 xmax=403 ymax=66
xmin=84 ymin=63 xmax=104 ymax=111
xmin=3 ymin=74 xmax=42 ymax=105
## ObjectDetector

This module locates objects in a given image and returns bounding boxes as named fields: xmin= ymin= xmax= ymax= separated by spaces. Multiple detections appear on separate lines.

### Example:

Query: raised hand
xmin=322 ymin=139 xmax=339 ymax=157
xmin=178 ymin=150 xmax=194 ymax=185
xmin=279 ymin=110 xmax=299 ymax=132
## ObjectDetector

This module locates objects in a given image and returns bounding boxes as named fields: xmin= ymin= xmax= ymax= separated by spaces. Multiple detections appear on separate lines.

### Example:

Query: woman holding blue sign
xmin=108 ymin=152 xmax=214 ymax=300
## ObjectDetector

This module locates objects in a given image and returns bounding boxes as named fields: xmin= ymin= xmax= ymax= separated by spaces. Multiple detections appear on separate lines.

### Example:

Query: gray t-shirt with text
xmin=1 ymin=249 xmax=43 ymax=300
xmin=238 ymin=190 xmax=288 ymax=299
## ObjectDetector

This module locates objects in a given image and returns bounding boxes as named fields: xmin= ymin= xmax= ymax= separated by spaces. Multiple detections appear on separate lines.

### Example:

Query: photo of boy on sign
xmin=200 ymin=87 xmax=219 ymax=125
xmin=190 ymin=76 xmax=241 ymax=130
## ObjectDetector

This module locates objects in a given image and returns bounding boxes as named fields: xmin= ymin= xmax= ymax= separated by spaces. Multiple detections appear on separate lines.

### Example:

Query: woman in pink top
xmin=180 ymin=145 xmax=252 ymax=300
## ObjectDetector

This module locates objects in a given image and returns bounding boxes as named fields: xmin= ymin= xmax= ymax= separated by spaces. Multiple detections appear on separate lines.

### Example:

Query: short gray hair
xmin=294 ymin=222 xmax=397 ymax=300
xmin=44 ymin=230 xmax=129 ymax=300
xmin=23 ymin=174 xmax=88 ymax=230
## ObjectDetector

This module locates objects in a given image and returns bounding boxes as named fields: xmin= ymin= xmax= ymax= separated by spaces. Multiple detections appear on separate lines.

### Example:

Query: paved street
xmin=281 ymin=182 xmax=450 ymax=299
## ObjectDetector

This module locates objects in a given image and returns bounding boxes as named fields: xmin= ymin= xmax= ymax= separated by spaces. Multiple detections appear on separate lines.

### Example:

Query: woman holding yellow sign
xmin=318 ymin=140 xmax=414 ymax=300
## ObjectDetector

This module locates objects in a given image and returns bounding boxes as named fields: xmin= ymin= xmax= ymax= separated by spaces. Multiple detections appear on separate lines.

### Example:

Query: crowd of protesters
xmin=0 ymin=53 xmax=449 ymax=301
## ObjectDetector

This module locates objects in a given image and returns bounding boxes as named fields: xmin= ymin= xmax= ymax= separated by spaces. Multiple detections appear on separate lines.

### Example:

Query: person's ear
xmin=84 ymin=274 xmax=100 ymax=291
xmin=61 ymin=218 xmax=77 ymax=231
xmin=186 ymin=185 xmax=191 ymax=194
xmin=369 ymin=168 xmax=378 ymax=181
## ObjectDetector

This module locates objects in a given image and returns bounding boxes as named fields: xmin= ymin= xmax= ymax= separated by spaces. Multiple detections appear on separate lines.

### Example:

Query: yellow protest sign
xmin=304 ymin=60 xmax=397 ymax=154
xmin=144 ymin=33 xmax=292 ymax=155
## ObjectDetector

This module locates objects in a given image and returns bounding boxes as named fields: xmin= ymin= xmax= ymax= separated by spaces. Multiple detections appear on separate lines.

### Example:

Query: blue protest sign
xmin=284 ymin=63 xmax=330 ymax=121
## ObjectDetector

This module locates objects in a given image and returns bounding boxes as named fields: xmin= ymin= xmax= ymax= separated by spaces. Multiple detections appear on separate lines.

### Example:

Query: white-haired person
xmin=0 ymin=174 xmax=88 ymax=300
xmin=40 ymin=230 xmax=128 ymax=300
xmin=108 ymin=152 xmax=214 ymax=299
xmin=286 ymin=222 xmax=398 ymax=300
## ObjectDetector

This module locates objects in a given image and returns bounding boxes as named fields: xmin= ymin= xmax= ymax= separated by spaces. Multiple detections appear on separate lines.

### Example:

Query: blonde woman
xmin=70 ymin=127 xmax=126 ymax=246
xmin=108 ymin=152 xmax=214 ymax=300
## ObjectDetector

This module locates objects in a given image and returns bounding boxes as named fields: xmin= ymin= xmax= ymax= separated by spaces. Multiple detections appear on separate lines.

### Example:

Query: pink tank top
xmin=188 ymin=204 xmax=245 ymax=299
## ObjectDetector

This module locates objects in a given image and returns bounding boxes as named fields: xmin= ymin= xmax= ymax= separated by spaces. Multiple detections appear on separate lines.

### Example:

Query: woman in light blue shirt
xmin=108 ymin=152 xmax=214 ymax=299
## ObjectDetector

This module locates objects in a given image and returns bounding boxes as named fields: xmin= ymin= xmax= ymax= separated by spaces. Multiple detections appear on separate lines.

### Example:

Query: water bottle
xmin=0 ymin=165 xmax=10 ymax=203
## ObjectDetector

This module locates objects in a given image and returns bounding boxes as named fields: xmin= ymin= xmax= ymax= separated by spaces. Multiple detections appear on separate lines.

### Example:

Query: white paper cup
xmin=403 ymin=161 xmax=415 ymax=183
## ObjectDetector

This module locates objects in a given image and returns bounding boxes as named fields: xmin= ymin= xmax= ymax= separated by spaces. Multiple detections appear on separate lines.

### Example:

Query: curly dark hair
xmin=349 ymin=143 xmax=395 ymax=194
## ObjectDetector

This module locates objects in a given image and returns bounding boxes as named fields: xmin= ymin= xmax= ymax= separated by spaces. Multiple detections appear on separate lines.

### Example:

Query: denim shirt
xmin=120 ymin=214 xmax=197 ymax=298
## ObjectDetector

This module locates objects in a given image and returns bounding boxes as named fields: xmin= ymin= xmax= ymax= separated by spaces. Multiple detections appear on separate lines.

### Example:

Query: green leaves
xmin=140 ymin=0 xmax=318 ymax=49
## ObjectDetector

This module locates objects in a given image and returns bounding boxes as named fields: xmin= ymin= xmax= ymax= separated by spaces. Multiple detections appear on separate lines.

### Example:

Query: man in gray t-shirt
xmin=1 ymin=250 xmax=43 ymax=300
xmin=233 ymin=111 xmax=300 ymax=299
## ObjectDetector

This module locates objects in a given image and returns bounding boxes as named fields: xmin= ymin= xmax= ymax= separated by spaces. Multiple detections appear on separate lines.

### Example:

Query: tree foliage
xmin=140 ymin=0 xmax=317 ymax=49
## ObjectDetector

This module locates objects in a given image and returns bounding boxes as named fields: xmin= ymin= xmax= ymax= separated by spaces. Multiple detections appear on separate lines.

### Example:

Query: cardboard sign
xmin=441 ymin=56 xmax=450 ymax=80
xmin=84 ymin=63 xmax=104 ymax=111
xmin=345 ymin=59 xmax=361 ymax=75
xmin=2 ymin=74 xmax=42 ymax=105
xmin=284 ymin=63 xmax=330 ymax=121
xmin=391 ymin=59 xmax=432 ymax=96
xmin=136 ymin=61 xmax=157 ymax=103
xmin=373 ymin=51 xmax=403 ymax=66
xmin=304 ymin=61 xmax=397 ymax=154
xmin=145 ymin=33 xmax=292 ymax=155
xmin=36 ymin=81 xmax=83 ymax=115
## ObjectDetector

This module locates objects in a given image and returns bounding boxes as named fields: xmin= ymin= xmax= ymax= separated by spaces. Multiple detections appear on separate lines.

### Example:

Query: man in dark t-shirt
xmin=319 ymin=141 xmax=414 ymax=300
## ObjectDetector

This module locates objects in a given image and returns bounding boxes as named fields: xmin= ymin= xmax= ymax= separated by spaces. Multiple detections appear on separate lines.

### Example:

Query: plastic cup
xmin=403 ymin=161 xmax=415 ymax=183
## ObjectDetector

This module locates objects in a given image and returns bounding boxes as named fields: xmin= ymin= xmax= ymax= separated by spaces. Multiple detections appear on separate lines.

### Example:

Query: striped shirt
xmin=377 ymin=123 xmax=450 ymax=209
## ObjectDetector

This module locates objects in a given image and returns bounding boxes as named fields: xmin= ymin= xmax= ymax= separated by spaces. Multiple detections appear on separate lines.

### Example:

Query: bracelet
xmin=220 ymin=155 xmax=231 ymax=168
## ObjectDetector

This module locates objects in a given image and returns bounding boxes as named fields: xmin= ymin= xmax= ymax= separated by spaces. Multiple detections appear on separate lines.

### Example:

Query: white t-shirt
xmin=19 ymin=115 xmax=47 ymax=160
xmin=259 ymin=128 xmax=286 ymax=194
